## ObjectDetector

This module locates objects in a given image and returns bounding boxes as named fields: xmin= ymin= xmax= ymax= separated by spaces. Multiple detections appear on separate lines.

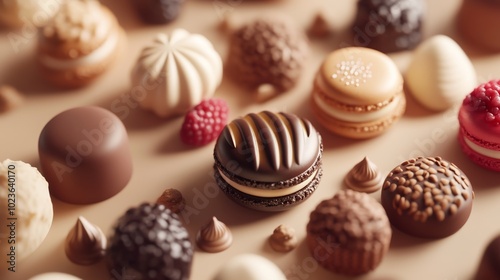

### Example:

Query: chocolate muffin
xmin=352 ymin=0 xmax=425 ymax=53
xmin=227 ymin=18 xmax=308 ymax=92
xmin=306 ymin=189 xmax=391 ymax=276
xmin=107 ymin=203 xmax=193 ymax=280
xmin=381 ymin=156 xmax=474 ymax=238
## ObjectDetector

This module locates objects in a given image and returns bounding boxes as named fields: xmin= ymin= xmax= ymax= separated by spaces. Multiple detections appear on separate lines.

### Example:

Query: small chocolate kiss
xmin=196 ymin=216 xmax=232 ymax=253
xmin=65 ymin=216 xmax=106 ymax=265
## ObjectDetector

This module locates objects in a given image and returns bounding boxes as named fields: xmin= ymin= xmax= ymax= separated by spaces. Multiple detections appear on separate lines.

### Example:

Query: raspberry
xmin=180 ymin=98 xmax=229 ymax=146
xmin=463 ymin=80 xmax=500 ymax=125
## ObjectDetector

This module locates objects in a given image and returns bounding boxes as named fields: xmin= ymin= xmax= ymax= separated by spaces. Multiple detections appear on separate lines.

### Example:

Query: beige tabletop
xmin=1 ymin=0 xmax=500 ymax=279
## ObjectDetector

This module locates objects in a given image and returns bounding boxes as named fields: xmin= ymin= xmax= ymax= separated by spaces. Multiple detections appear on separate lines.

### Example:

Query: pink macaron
xmin=458 ymin=80 xmax=500 ymax=171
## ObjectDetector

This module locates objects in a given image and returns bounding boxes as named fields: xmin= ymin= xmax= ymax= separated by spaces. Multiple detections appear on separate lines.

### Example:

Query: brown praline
xmin=38 ymin=106 xmax=132 ymax=204
xmin=381 ymin=156 xmax=474 ymax=238
xmin=227 ymin=18 xmax=308 ymax=92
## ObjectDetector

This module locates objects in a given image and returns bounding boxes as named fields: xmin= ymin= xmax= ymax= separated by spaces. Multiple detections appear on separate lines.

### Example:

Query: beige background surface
xmin=1 ymin=0 xmax=500 ymax=279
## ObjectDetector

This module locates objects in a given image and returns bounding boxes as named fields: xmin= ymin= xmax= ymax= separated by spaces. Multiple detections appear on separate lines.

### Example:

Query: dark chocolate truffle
xmin=306 ymin=189 xmax=392 ymax=276
xmin=107 ymin=203 xmax=193 ymax=280
xmin=352 ymin=0 xmax=424 ymax=53
xmin=227 ymin=18 xmax=308 ymax=92
xmin=214 ymin=111 xmax=322 ymax=211
xmin=381 ymin=156 xmax=474 ymax=238
xmin=132 ymin=0 xmax=184 ymax=24
xmin=38 ymin=106 xmax=132 ymax=204
xmin=475 ymin=234 xmax=500 ymax=280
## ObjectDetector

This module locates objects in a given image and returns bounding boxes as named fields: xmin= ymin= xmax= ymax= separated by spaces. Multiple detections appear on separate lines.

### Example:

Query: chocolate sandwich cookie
xmin=381 ymin=157 xmax=474 ymax=238
xmin=213 ymin=111 xmax=323 ymax=211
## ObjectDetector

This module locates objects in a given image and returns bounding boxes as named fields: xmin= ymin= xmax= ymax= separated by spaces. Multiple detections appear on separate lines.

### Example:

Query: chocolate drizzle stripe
xmin=284 ymin=112 xmax=305 ymax=165
xmin=225 ymin=122 xmax=237 ymax=148
xmin=231 ymin=118 xmax=260 ymax=171
xmin=266 ymin=112 xmax=293 ymax=169
xmin=249 ymin=113 xmax=280 ymax=171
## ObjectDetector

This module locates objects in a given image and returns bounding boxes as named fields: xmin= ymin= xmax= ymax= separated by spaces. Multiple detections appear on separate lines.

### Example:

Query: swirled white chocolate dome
xmin=131 ymin=29 xmax=223 ymax=118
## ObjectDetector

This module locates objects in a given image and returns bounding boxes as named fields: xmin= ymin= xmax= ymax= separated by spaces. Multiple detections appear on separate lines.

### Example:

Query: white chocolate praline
xmin=28 ymin=273 xmax=82 ymax=280
xmin=0 ymin=0 xmax=61 ymax=28
xmin=131 ymin=29 xmax=223 ymax=118
xmin=0 ymin=159 xmax=53 ymax=270
xmin=213 ymin=254 xmax=286 ymax=280
xmin=405 ymin=35 xmax=477 ymax=111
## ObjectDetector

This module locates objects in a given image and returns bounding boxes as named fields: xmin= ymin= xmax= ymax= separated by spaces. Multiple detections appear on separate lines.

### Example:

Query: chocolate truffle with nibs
xmin=227 ymin=18 xmax=308 ymax=93
xmin=107 ymin=203 xmax=193 ymax=280
xmin=381 ymin=156 xmax=474 ymax=238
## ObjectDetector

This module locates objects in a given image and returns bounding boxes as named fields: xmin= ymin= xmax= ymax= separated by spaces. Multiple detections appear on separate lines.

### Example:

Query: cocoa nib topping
xmin=307 ymin=189 xmax=391 ymax=251
xmin=383 ymin=156 xmax=474 ymax=223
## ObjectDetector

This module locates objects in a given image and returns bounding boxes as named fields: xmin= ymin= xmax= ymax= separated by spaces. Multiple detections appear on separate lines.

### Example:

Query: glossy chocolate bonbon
xmin=38 ymin=106 xmax=132 ymax=204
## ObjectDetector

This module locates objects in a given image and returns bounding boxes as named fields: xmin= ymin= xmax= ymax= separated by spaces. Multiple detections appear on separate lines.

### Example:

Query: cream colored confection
xmin=131 ymin=29 xmax=223 ymax=118
xmin=37 ymin=0 xmax=123 ymax=87
xmin=405 ymin=35 xmax=477 ymax=111
xmin=0 ymin=0 xmax=61 ymax=28
xmin=28 ymin=272 xmax=82 ymax=280
xmin=213 ymin=254 xmax=286 ymax=280
xmin=218 ymin=168 xmax=319 ymax=198
xmin=0 ymin=159 xmax=53 ymax=270
xmin=40 ymin=0 xmax=117 ymax=60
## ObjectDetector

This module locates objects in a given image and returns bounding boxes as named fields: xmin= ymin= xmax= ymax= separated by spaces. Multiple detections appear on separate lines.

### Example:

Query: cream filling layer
xmin=219 ymin=168 xmax=318 ymax=198
xmin=464 ymin=138 xmax=500 ymax=159
xmin=313 ymin=91 xmax=401 ymax=123
xmin=39 ymin=32 xmax=119 ymax=70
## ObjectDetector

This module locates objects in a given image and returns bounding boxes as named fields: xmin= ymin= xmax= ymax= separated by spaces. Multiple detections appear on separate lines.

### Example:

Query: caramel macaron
xmin=311 ymin=47 xmax=405 ymax=139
